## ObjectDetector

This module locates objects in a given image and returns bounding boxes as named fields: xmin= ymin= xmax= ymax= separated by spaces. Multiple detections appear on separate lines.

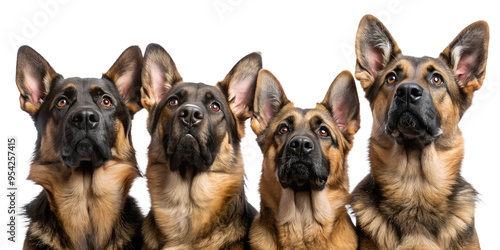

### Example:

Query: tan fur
xmin=141 ymin=102 xmax=253 ymax=249
xmin=353 ymin=136 xmax=478 ymax=249
xmin=143 ymin=132 xmax=248 ymax=249
xmin=351 ymin=15 xmax=488 ymax=249
xmin=18 ymin=45 xmax=144 ymax=249
xmin=140 ymin=44 xmax=261 ymax=249
xmin=250 ymin=70 xmax=359 ymax=249
xmin=250 ymin=109 xmax=357 ymax=250
xmin=27 ymin=122 xmax=140 ymax=249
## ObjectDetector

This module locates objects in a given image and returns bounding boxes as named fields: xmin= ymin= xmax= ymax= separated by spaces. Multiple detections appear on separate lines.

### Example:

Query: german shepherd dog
xmin=350 ymin=15 xmax=489 ymax=249
xmin=16 ymin=46 xmax=144 ymax=249
xmin=139 ymin=43 xmax=261 ymax=249
xmin=249 ymin=69 xmax=360 ymax=249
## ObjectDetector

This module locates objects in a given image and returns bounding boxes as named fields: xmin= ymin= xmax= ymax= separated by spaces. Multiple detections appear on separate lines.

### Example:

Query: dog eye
xmin=210 ymin=102 xmax=221 ymax=112
xmin=169 ymin=97 xmax=179 ymax=107
xmin=101 ymin=97 xmax=112 ymax=107
xmin=279 ymin=125 xmax=289 ymax=135
xmin=318 ymin=127 xmax=329 ymax=137
xmin=431 ymin=74 xmax=444 ymax=85
xmin=386 ymin=72 xmax=397 ymax=84
xmin=56 ymin=97 xmax=68 ymax=108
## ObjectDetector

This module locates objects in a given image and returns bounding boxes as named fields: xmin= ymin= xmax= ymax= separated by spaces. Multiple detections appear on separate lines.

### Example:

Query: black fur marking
xmin=155 ymin=82 xmax=240 ymax=177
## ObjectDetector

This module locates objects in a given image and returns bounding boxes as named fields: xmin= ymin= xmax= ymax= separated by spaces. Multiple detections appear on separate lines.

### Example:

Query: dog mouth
xmin=394 ymin=111 xmax=425 ymax=138
xmin=62 ymin=137 xmax=110 ymax=168
xmin=278 ymin=160 xmax=328 ymax=192
xmin=386 ymin=109 xmax=442 ymax=146
xmin=78 ymin=138 xmax=100 ymax=156
xmin=167 ymin=133 xmax=215 ymax=176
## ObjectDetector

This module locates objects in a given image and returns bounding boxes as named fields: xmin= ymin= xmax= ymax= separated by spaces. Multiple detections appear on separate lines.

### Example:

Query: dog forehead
xmin=170 ymin=82 xmax=227 ymax=102
xmin=273 ymin=107 xmax=302 ymax=124
xmin=275 ymin=107 xmax=333 ymax=129
xmin=304 ymin=108 xmax=334 ymax=123
xmin=388 ymin=56 xmax=451 ymax=78
xmin=57 ymin=77 xmax=118 ymax=96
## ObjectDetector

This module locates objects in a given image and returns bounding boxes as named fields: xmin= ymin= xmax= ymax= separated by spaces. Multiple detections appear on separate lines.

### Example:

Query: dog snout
xmin=70 ymin=109 xmax=100 ymax=130
xmin=395 ymin=83 xmax=423 ymax=104
xmin=179 ymin=105 xmax=204 ymax=127
xmin=288 ymin=136 xmax=314 ymax=156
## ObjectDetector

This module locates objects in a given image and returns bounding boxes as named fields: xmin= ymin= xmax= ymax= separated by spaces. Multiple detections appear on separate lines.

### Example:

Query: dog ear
xmin=141 ymin=43 xmax=183 ymax=112
xmin=15 ymin=46 xmax=60 ymax=116
xmin=104 ymin=46 xmax=143 ymax=115
xmin=217 ymin=52 xmax=262 ymax=121
xmin=251 ymin=69 xmax=291 ymax=135
xmin=439 ymin=21 xmax=489 ymax=102
xmin=355 ymin=14 xmax=402 ymax=92
xmin=319 ymin=70 xmax=360 ymax=143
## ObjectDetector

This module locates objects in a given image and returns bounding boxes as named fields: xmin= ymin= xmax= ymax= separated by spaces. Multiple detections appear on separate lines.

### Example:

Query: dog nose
xmin=395 ymin=83 xmax=423 ymax=103
xmin=179 ymin=105 xmax=204 ymax=126
xmin=71 ymin=109 xmax=99 ymax=130
xmin=289 ymin=136 xmax=314 ymax=156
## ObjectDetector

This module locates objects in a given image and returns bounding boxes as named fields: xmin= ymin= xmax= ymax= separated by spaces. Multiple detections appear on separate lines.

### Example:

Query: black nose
xmin=71 ymin=109 xmax=100 ymax=130
xmin=288 ymin=136 xmax=314 ymax=156
xmin=395 ymin=83 xmax=423 ymax=104
xmin=179 ymin=105 xmax=204 ymax=126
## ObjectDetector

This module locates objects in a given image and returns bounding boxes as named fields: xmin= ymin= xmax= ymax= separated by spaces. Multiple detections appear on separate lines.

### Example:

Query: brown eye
xmin=279 ymin=125 xmax=289 ymax=134
xmin=318 ymin=127 xmax=329 ymax=137
xmin=57 ymin=98 xmax=68 ymax=108
xmin=210 ymin=103 xmax=220 ymax=112
xmin=386 ymin=72 xmax=397 ymax=84
xmin=101 ymin=97 xmax=112 ymax=107
xmin=431 ymin=74 xmax=443 ymax=85
xmin=169 ymin=98 xmax=179 ymax=106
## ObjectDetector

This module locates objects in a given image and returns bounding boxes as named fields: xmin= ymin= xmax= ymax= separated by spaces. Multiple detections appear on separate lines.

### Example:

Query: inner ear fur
xmin=319 ymin=70 xmax=360 ymax=143
xmin=251 ymin=69 xmax=290 ymax=135
xmin=216 ymin=52 xmax=262 ymax=121
xmin=141 ymin=43 xmax=183 ymax=113
xmin=354 ymin=14 xmax=402 ymax=93
xmin=104 ymin=46 xmax=144 ymax=115
xmin=15 ymin=46 xmax=60 ymax=116
xmin=439 ymin=20 xmax=489 ymax=93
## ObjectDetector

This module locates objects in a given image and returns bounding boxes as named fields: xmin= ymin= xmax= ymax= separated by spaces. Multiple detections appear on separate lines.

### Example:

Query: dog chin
xmin=386 ymin=111 xmax=442 ymax=146
xmin=168 ymin=134 xmax=214 ymax=175
xmin=62 ymin=139 xmax=109 ymax=168
xmin=278 ymin=162 xmax=327 ymax=192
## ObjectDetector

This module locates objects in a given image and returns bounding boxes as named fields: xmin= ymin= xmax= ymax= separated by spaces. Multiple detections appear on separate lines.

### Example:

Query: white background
xmin=1 ymin=0 xmax=499 ymax=248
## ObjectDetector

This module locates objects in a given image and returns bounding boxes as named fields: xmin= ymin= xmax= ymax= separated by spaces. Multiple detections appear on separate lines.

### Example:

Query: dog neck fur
xmin=253 ymin=149 xmax=356 ymax=249
xmin=27 ymin=123 xmax=139 ymax=249
xmin=145 ymin=132 xmax=248 ymax=248
xmin=369 ymin=125 xmax=464 ymax=204
xmin=360 ymin=128 xmax=478 ymax=249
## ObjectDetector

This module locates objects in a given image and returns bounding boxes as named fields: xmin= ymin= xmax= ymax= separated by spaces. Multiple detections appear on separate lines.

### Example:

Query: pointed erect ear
xmin=15 ymin=46 xmax=60 ymax=116
xmin=104 ymin=46 xmax=143 ymax=115
xmin=251 ymin=69 xmax=290 ymax=135
xmin=439 ymin=21 xmax=489 ymax=94
xmin=319 ymin=71 xmax=360 ymax=142
xmin=355 ymin=14 xmax=402 ymax=92
xmin=217 ymin=52 xmax=262 ymax=120
xmin=141 ymin=43 xmax=183 ymax=112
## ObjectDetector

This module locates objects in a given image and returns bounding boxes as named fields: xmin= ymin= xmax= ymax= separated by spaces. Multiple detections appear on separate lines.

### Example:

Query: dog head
xmin=16 ymin=46 xmax=143 ymax=168
xmin=355 ymin=15 xmax=489 ymax=147
xmin=141 ymin=43 xmax=261 ymax=177
xmin=251 ymin=70 xmax=360 ymax=192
